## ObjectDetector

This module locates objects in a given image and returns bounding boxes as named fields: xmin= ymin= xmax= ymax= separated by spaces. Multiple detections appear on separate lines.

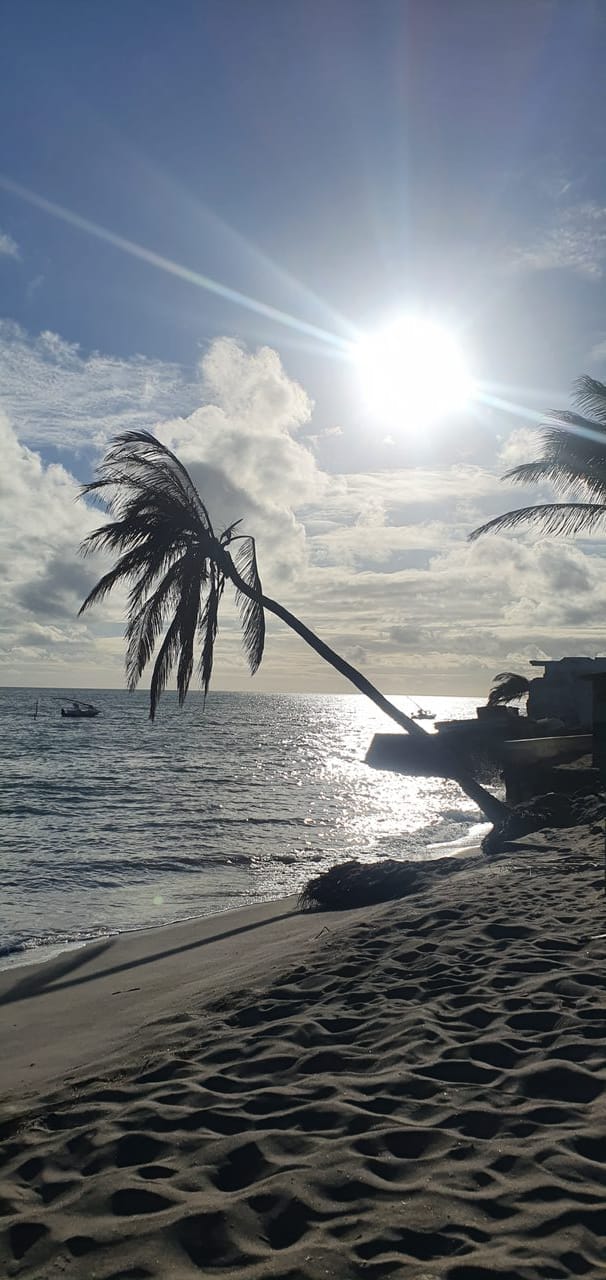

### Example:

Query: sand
xmin=0 ymin=829 xmax=605 ymax=1279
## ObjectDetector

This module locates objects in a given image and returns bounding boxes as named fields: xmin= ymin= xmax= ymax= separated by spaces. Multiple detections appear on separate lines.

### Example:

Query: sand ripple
xmin=1 ymin=828 xmax=605 ymax=1278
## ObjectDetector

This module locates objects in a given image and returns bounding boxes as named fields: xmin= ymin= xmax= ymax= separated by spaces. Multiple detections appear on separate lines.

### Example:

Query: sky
xmin=2 ymin=0 xmax=606 ymax=697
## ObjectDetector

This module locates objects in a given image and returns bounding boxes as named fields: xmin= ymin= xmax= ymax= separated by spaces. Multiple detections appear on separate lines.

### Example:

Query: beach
xmin=1 ymin=827 xmax=605 ymax=1278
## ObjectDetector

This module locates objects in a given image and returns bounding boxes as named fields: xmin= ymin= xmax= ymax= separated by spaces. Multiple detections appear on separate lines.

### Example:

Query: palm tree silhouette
xmin=487 ymin=672 xmax=530 ymax=708
xmin=471 ymin=377 xmax=606 ymax=540
xmin=79 ymin=431 xmax=508 ymax=824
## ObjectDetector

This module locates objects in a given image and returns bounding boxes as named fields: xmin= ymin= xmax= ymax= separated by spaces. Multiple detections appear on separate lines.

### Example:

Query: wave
xmin=0 ymin=927 xmax=114 ymax=963
xmin=1 ymin=688 xmax=483 ymax=968
xmin=201 ymin=816 xmax=315 ymax=827
xmin=4 ymin=851 xmax=256 ymax=890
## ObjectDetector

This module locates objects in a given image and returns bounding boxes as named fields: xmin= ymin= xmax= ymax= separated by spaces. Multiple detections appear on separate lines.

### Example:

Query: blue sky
xmin=2 ymin=0 xmax=606 ymax=693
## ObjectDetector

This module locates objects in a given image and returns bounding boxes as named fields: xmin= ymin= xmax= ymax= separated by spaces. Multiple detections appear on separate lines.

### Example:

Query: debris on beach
xmin=299 ymin=855 xmax=462 ymax=911
xmin=483 ymin=787 xmax=605 ymax=855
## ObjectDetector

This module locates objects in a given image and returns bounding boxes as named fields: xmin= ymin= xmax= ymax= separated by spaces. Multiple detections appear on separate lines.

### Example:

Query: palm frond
xmin=231 ymin=535 xmax=265 ymax=674
xmin=175 ymin=562 xmax=203 ymax=706
xmin=470 ymin=502 xmax=606 ymax=540
xmin=126 ymin=538 xmax=198 ymax=612
xmin=82 ymin=431 xmax=216 ymax=533
xmin=544 ymin=409 xmax=606 ymax=444
xmin=79 ymin=545 xmax=164 ymax=613
xmin=198 ymin=574 xmax=224 ymax=698
xmin=572 ymin=375 xmax=606 ymax=426
xmin=487 ymin=672 xmax=529 ymax=707
xmin=81 ymin=493 xmax=205 ymax=557
xmin=503 ymin=458 xmax=606 ymax=502
xmin=149 ymin=614 xmax=182 ymax=722
xmin=125 ymin=556 xmax=187 ymax=690
xmin=79 ymin=432 xmax=271 ymax=717
xmin=220 ymin=519 xmax=243 ymax=544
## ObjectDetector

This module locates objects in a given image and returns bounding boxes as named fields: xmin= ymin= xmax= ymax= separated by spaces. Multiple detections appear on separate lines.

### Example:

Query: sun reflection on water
xmin=1 ymin=689 xmax=488 ymax=965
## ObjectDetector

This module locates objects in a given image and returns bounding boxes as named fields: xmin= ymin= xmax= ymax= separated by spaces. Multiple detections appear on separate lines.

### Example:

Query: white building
xmin=528 ymin=656 xmax=606 ymax=729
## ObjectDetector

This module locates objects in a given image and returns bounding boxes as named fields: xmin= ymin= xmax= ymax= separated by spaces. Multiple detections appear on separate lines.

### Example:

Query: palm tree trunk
xmin=225 ymin=554 xmax=509 ymax=825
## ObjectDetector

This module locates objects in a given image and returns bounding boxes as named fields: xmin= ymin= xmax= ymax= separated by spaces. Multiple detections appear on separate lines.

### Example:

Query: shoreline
xmin=0 ymin=891 xmax=377 ymax=1101
xmin=0 ymin=892 xmax=288 ymax=976
xmin=1 ymin=833 xmax=487 ymax=978
xmin=1 ymin=825 xmax=604 ymax=1277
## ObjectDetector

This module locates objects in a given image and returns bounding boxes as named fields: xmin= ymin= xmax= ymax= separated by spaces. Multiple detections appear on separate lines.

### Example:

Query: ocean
xmin=0 ymin=688 xmax=490 ymax=970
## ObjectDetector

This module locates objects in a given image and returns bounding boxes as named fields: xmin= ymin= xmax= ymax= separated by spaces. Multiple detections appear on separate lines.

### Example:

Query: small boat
xmin=60 ymin=700 xmax=100 ymax=719
xmin=409 ymin=700 xmax=436 ymax=721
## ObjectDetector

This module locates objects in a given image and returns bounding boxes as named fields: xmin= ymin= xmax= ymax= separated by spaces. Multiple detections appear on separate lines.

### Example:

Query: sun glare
xmin=354 ymin=316 xmax=474 ymax=427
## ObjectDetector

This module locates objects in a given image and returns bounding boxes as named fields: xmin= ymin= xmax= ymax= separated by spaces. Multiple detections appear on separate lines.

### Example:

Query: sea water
xmin=0 ymin=689 xmax=489 ymax=968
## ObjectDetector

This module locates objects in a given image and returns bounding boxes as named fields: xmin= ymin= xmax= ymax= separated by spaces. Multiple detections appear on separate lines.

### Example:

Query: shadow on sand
xmin=0 ymin=909 xmax=302 ymax=1007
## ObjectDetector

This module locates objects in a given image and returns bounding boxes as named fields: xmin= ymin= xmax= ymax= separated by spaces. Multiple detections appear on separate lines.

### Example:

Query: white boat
xmin=409 ymin=700 xmax=436 ymax=721
xmin=60 ymin=700 xmax=100 ymax=719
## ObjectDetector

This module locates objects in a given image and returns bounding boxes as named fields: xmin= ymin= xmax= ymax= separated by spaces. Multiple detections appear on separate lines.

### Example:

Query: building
xmin=528 ymin=656 xmax=606 ymax=729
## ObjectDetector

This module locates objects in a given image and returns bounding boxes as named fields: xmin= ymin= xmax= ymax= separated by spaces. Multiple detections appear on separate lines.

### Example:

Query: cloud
xmin=4 ymin=321 xmax=606 ymax=695
xmin=15 ymin=554 xmax=97 ymax=619
xmin=512 ymin=202 xmax=606 ymax=279
xmin=310 ymin=520 xmax=453 ymax=569
xmin=0 ymin=326 xmax=328 ymax=586
xmin=0 ymin=338 xmax=330 ymax=684
xmin=201 ymin=338 xmax=311 ymax=433
xmin=26 ymin=274 xmax=44 ymax=299
xmin=335 ymin=466 xmax=504 ymax=510
xmin=587 ymin=336 xmax=606 ymax=367
xmin=424 ymin=536 xmax=606 ymax=631
xmin=497 ymin=426 xmax=542 ymax=469
xmin=279 ymin=524 xmax=606 ymax=693
xmin=156 ymin=338 xmax=331 ymax=587
xmin=0 ymin=321 xmax=197 ymax=448
xmin=388 ymin=624 xmax=429 ymax=649
xmin=0 ymin=411 xmax=105 ymax=681
xmin=0 ymin=229 xmax=19 ymax=259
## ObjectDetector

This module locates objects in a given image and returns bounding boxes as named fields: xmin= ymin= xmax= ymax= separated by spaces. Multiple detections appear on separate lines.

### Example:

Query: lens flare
xmin=354 ymin=316 xmax=474 ymax=427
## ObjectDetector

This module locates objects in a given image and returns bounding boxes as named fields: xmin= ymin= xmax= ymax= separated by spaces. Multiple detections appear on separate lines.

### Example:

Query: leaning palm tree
xmin=79 ymin=431 xmax=508 ymax=824
xmin=471 ymin=376 xmax=606 ymax=540
xmin=487 ymin=672 xmax=530 ymax=708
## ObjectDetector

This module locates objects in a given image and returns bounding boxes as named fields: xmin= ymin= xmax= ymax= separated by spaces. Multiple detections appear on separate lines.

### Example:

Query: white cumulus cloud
xmin=0 ymin=411 xmax=104 ymax=682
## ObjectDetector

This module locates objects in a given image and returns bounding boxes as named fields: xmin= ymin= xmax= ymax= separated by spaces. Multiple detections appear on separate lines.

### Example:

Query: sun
xmin=353 ymin=315 xmax=474 ymax=427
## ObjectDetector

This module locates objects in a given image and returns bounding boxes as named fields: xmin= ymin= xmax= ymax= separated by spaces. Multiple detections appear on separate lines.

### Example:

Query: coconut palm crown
xmin=79 ymin=431 xmax=265 ymax=720
xmin=487 ymin=672 xmax=530 ymax=708
xmin=78 ymin=430 xmax=509 ymax=824
xmin=471 ymin=376 xmax=606 ymax=540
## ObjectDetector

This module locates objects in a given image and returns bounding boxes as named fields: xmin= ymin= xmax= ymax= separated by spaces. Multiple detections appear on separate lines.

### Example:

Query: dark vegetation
xmin=298 ymin=855 xmax=465 ymax=912
xmin=487 ymin=672 xmax=530 ymax=707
